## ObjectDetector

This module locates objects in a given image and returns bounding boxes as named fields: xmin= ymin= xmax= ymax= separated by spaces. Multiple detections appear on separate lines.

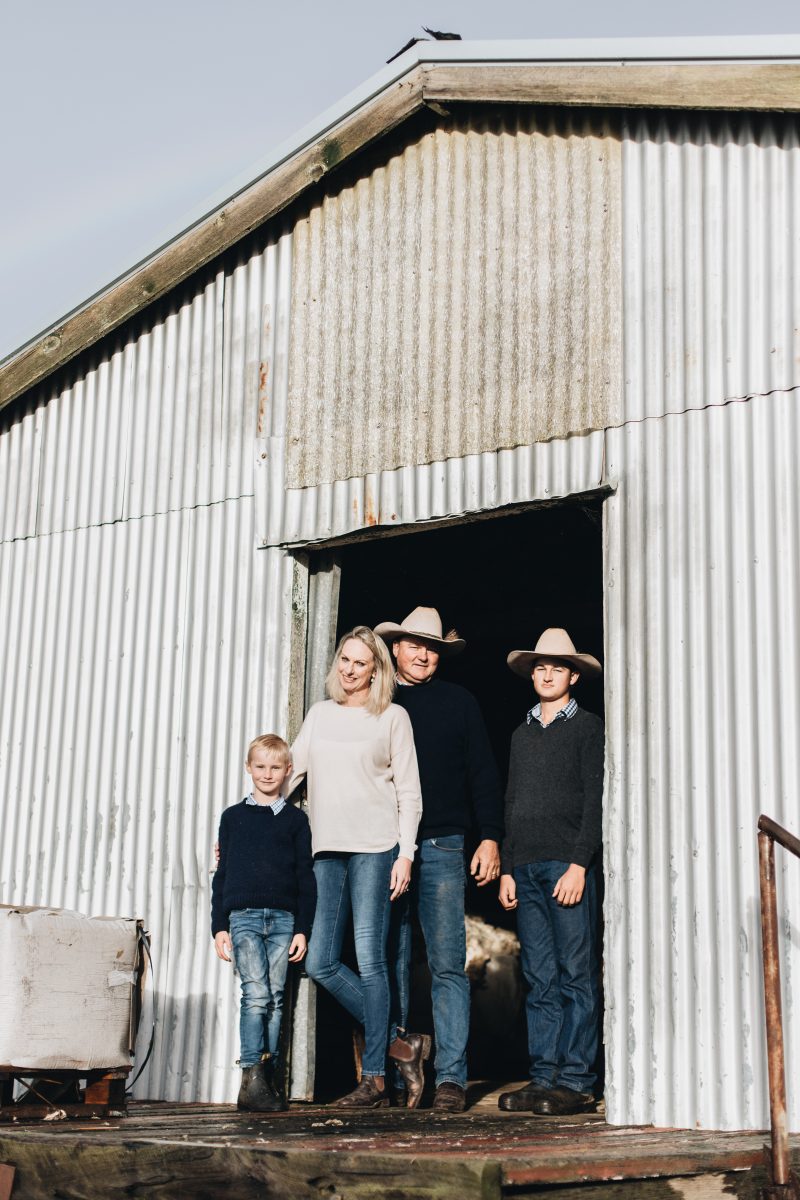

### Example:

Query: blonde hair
xmin=326 ymin=626 xmax=395 ymax=716
xmin=247 ymin=733 xmax=291 ymax=765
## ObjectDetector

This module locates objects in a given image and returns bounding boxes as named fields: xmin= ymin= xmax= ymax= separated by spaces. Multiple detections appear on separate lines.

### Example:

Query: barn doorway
xmin=309 ymin=496 xmax=605 ymax=1098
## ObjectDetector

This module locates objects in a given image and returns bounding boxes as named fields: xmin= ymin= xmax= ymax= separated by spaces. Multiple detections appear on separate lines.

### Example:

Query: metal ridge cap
xmin=410 ymin=35 xmax=800 ymax=63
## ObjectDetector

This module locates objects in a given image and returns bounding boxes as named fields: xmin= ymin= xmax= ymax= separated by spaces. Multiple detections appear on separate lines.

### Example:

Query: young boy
xmin=498 ymin=629 xmax=604 ymax=1116
xmin=212 ymin=733 xmax=316 ymax=1112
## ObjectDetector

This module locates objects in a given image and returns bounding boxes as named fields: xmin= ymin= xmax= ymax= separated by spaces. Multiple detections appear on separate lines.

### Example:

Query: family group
xmin=211 ymin=608 xmax=604 ymax=1117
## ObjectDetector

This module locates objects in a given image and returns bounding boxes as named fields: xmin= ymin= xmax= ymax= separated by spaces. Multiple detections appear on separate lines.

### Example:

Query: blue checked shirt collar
xmin=527 ymin=697 xmax=578 ymax=728
xmin=246 ymin=793 xmax=286 ymax=814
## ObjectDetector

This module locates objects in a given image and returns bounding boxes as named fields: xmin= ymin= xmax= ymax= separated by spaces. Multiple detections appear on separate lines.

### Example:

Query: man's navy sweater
xmin=211 ymin=800 xmax=316 ymax=937
xmin=392 ymin=678 xmax=504 ymax=842
xmin=501 ymin=707 xmax=604 ymax=873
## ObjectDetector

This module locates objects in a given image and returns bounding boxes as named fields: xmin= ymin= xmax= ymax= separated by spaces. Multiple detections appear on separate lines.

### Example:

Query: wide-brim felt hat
xmin=374 ymin=606 xmax=465 ymax=656
xmin=507 ymin=627 xmax=602 ymax=679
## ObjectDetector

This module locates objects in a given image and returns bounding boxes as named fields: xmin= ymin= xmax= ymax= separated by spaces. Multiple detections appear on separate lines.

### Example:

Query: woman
xmin=290 ymin=625 xmax=427 ymax=1108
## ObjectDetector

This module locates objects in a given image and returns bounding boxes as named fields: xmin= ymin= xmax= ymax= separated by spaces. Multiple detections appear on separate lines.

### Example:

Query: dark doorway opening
xmin=310 ymin=497 xmax=605 ymax=1097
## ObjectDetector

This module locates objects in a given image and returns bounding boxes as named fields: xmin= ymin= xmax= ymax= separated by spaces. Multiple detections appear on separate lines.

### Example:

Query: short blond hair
xmin=326 ymin=626 xmax=395 ymax=716
xmin=247 ymin=733 xmax=291 ymax=765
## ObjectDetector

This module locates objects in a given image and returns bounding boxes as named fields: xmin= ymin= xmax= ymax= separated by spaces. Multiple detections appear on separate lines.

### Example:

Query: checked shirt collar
xmin=527 ymin=697 xmax=578 ymax=728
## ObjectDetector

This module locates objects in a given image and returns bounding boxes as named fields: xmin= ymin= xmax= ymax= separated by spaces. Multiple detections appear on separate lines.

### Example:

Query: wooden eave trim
xmin=0 ymin=70 xmax=426 ymax=409
xmin=420 ymin=61 xmax=800 ymax=112
xmin=4 ymin=59 xmax=799 ymax=409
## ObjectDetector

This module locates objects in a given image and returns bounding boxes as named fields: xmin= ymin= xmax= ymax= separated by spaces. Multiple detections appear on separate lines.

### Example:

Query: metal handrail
xmin=758 ymin=814 xmax=800 ymax=1199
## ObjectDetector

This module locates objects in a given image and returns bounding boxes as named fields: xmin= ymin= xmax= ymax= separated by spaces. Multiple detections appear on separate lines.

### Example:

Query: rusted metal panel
xmin=286 ymin=111 xmax=622 ymax=489
xmin=259 ymin=433 xmax=607 ymax=548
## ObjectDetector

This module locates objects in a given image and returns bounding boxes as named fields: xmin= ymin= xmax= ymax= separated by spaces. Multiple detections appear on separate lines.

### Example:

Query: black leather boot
xmin=237 ymin=1055 xmax=284 ymax=1112
xmin=262 ymin=1053 xmax=288 ymax=1111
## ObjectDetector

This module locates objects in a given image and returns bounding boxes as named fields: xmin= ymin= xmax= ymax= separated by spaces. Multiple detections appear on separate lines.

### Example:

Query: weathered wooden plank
xmin=0 ymin=1138 xmax=500 ymax=1200
xmin=421 ymin=63 xmax=800 ymax=112
xmin=0 ymin=70 xmax=426 ymax=411
xmin=503 ymin=1172 xmax=764 ymax=1199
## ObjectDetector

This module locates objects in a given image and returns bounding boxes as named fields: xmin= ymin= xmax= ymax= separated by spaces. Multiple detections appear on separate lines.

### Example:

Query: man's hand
xmin=214 ymin=931 xmax=232 ymax=961
xmin=470 ymin=839 xmax=500 ymax=886
xmin=390 ymin=855 xmax=413 ymax=901
xmin=498 ymin=873 xmax=518 ymax=910
xmin=288 ymin=933 xmax=307 ymax=963
xmin=552 ymin=863 xmax=586 ymax=906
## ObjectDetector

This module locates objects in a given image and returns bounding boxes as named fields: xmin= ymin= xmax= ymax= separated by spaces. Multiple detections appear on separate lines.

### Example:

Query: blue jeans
xmin=306 ymin=848 xmax=397 ymax=1078
xmin=392 ymin=834 xmax=469 ymax=1089
xmin=229 ymin=907 xmax=295 ymax=1068
xmin=514 ymin=860 xmax=599 ymax=1094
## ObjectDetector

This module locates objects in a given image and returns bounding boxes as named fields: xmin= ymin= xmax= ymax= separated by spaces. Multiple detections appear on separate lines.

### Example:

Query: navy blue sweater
xmin=392 ymin=678 xmax=504 ymax=843
xmin=211 ymin=800 xmax=316 ymax=937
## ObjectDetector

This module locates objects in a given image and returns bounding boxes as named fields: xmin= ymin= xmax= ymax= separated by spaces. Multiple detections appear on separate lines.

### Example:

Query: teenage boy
xmin=498 ymin=629 xmax=604 ymax=1117
xmin=212 ymin=733 xmax=316 ymax=1112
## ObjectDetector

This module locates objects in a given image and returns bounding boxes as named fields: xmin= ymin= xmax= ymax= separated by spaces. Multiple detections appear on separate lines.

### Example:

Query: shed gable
xmin=286 ymin=110 xmax=622 ymax=488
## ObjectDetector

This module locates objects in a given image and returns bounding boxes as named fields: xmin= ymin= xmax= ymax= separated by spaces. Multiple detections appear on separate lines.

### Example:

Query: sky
xmin=2 ymin=0 xmax=799 ymax=362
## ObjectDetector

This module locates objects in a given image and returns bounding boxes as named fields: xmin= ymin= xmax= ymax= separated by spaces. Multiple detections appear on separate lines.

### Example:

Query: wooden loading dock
xmin=0 ymin=1090 xmax=797 ymax=1200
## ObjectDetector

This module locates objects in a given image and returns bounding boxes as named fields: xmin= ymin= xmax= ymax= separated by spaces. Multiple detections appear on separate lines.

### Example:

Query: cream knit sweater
xmin=289 ymin=700 xmax=422 ymax=860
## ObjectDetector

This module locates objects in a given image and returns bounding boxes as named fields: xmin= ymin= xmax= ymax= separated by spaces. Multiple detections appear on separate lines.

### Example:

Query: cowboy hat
xmin=507 ymin=628 xmax=602 ymax=679
xmin=374 ymin=607 xmax=466 ymax=655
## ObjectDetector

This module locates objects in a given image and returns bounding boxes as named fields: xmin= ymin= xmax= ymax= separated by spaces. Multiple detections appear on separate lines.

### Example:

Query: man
xmin=498 ymin=628 xmax=603 ymax=1116
xmin=375 ymin=606 xmax=504 ymax=1112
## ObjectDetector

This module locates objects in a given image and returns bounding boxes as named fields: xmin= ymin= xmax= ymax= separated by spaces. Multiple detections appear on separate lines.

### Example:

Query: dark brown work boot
xmin=388 ymin=1032 xmax=431 ymax=1110
xmin=498 ymin=1081 xmax=552 ymax=1112
xmin=432 ymin=1082 xmax=467 ymax=1112
xmin=531 ymin=1086 xmax=596 ymax=1116
xmin=237 ymin=1056 xmax=284 ymax=1112
xmin=332 ymin=1075 xmax=390 ymax=1109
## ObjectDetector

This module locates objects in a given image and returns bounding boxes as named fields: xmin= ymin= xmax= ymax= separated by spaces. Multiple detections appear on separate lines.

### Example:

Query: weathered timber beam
xmin=0 ymin=70 xmax=426 ymax=411
xmin=0 ymin=1138 xmax=501 ymax=1200
xmin=421 ymin=62 xmax=800 ymax=112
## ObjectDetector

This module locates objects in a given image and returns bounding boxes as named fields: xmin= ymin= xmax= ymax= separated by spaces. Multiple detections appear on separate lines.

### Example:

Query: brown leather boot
xmin=387 ymin=1032 xmax=431 ymax=1110
xmin=332 ymin=1075 xmax=389 ymax=1109
xmin=433 ymin=1081 xmax=467 ymax=1113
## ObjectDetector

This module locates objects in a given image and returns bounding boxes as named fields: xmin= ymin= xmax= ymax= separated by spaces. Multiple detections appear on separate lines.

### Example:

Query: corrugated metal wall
xmin=2 ymin=104 xmax=800 ymax=1130
xmin=286 ymin=111 xmax=622 ymax=489
xmin=603 ymin=112 xmax=800 ymax=1130
xmin=0 ymin=229 xmax=298 ymax=1102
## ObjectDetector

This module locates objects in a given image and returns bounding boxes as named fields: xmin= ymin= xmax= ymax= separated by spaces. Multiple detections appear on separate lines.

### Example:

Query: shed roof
xmin=3 ymin=34 xmax=800 ymax=410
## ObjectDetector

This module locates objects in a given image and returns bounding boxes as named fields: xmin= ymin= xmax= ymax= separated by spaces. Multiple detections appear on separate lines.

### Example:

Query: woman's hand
xmin=389 ymin=855 xmax=413 ymax=901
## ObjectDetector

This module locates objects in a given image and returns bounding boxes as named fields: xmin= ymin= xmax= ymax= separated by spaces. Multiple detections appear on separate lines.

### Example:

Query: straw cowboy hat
xmin=507 ymin=628 xmax=602 ymax=679
xmin=374 ymin=607 xmax=466 ymax=655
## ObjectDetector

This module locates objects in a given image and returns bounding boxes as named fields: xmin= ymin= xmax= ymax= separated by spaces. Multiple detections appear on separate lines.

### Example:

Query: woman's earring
xmin=371 ymin=674 xmax=376 ymax=683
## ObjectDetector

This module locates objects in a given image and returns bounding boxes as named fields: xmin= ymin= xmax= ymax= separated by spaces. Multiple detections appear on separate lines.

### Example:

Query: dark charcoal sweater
xmin=501 ymin=708 xmax=604 ymax=873
xmin=211 ymin=800 xmax=316 ymax=937
xmin=392 ymin=678 xmax=504 ymax=843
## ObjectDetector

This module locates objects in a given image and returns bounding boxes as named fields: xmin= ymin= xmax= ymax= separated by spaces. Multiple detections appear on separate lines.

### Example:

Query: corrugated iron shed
xmin=1 ymin=39 xmax=799 ymax=1134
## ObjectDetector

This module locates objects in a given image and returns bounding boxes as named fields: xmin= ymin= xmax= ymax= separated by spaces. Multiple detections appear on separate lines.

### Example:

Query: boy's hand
xmin=288 ymin=933 xmax=307 ymax=963
xmin=389 ymin=855 xmax=412 ymax=901
xmin=499 ymin=874 xmax=518 ymax=910
xmin=552 ymin=863 xmax=586 ymax=906
xmin=213 ymin=841 xmax=220 ymax=868
xmin=470 ymin=839 xmax=500 ymax=886
xmin=214 ymin=931 xmax=232 ymax=961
